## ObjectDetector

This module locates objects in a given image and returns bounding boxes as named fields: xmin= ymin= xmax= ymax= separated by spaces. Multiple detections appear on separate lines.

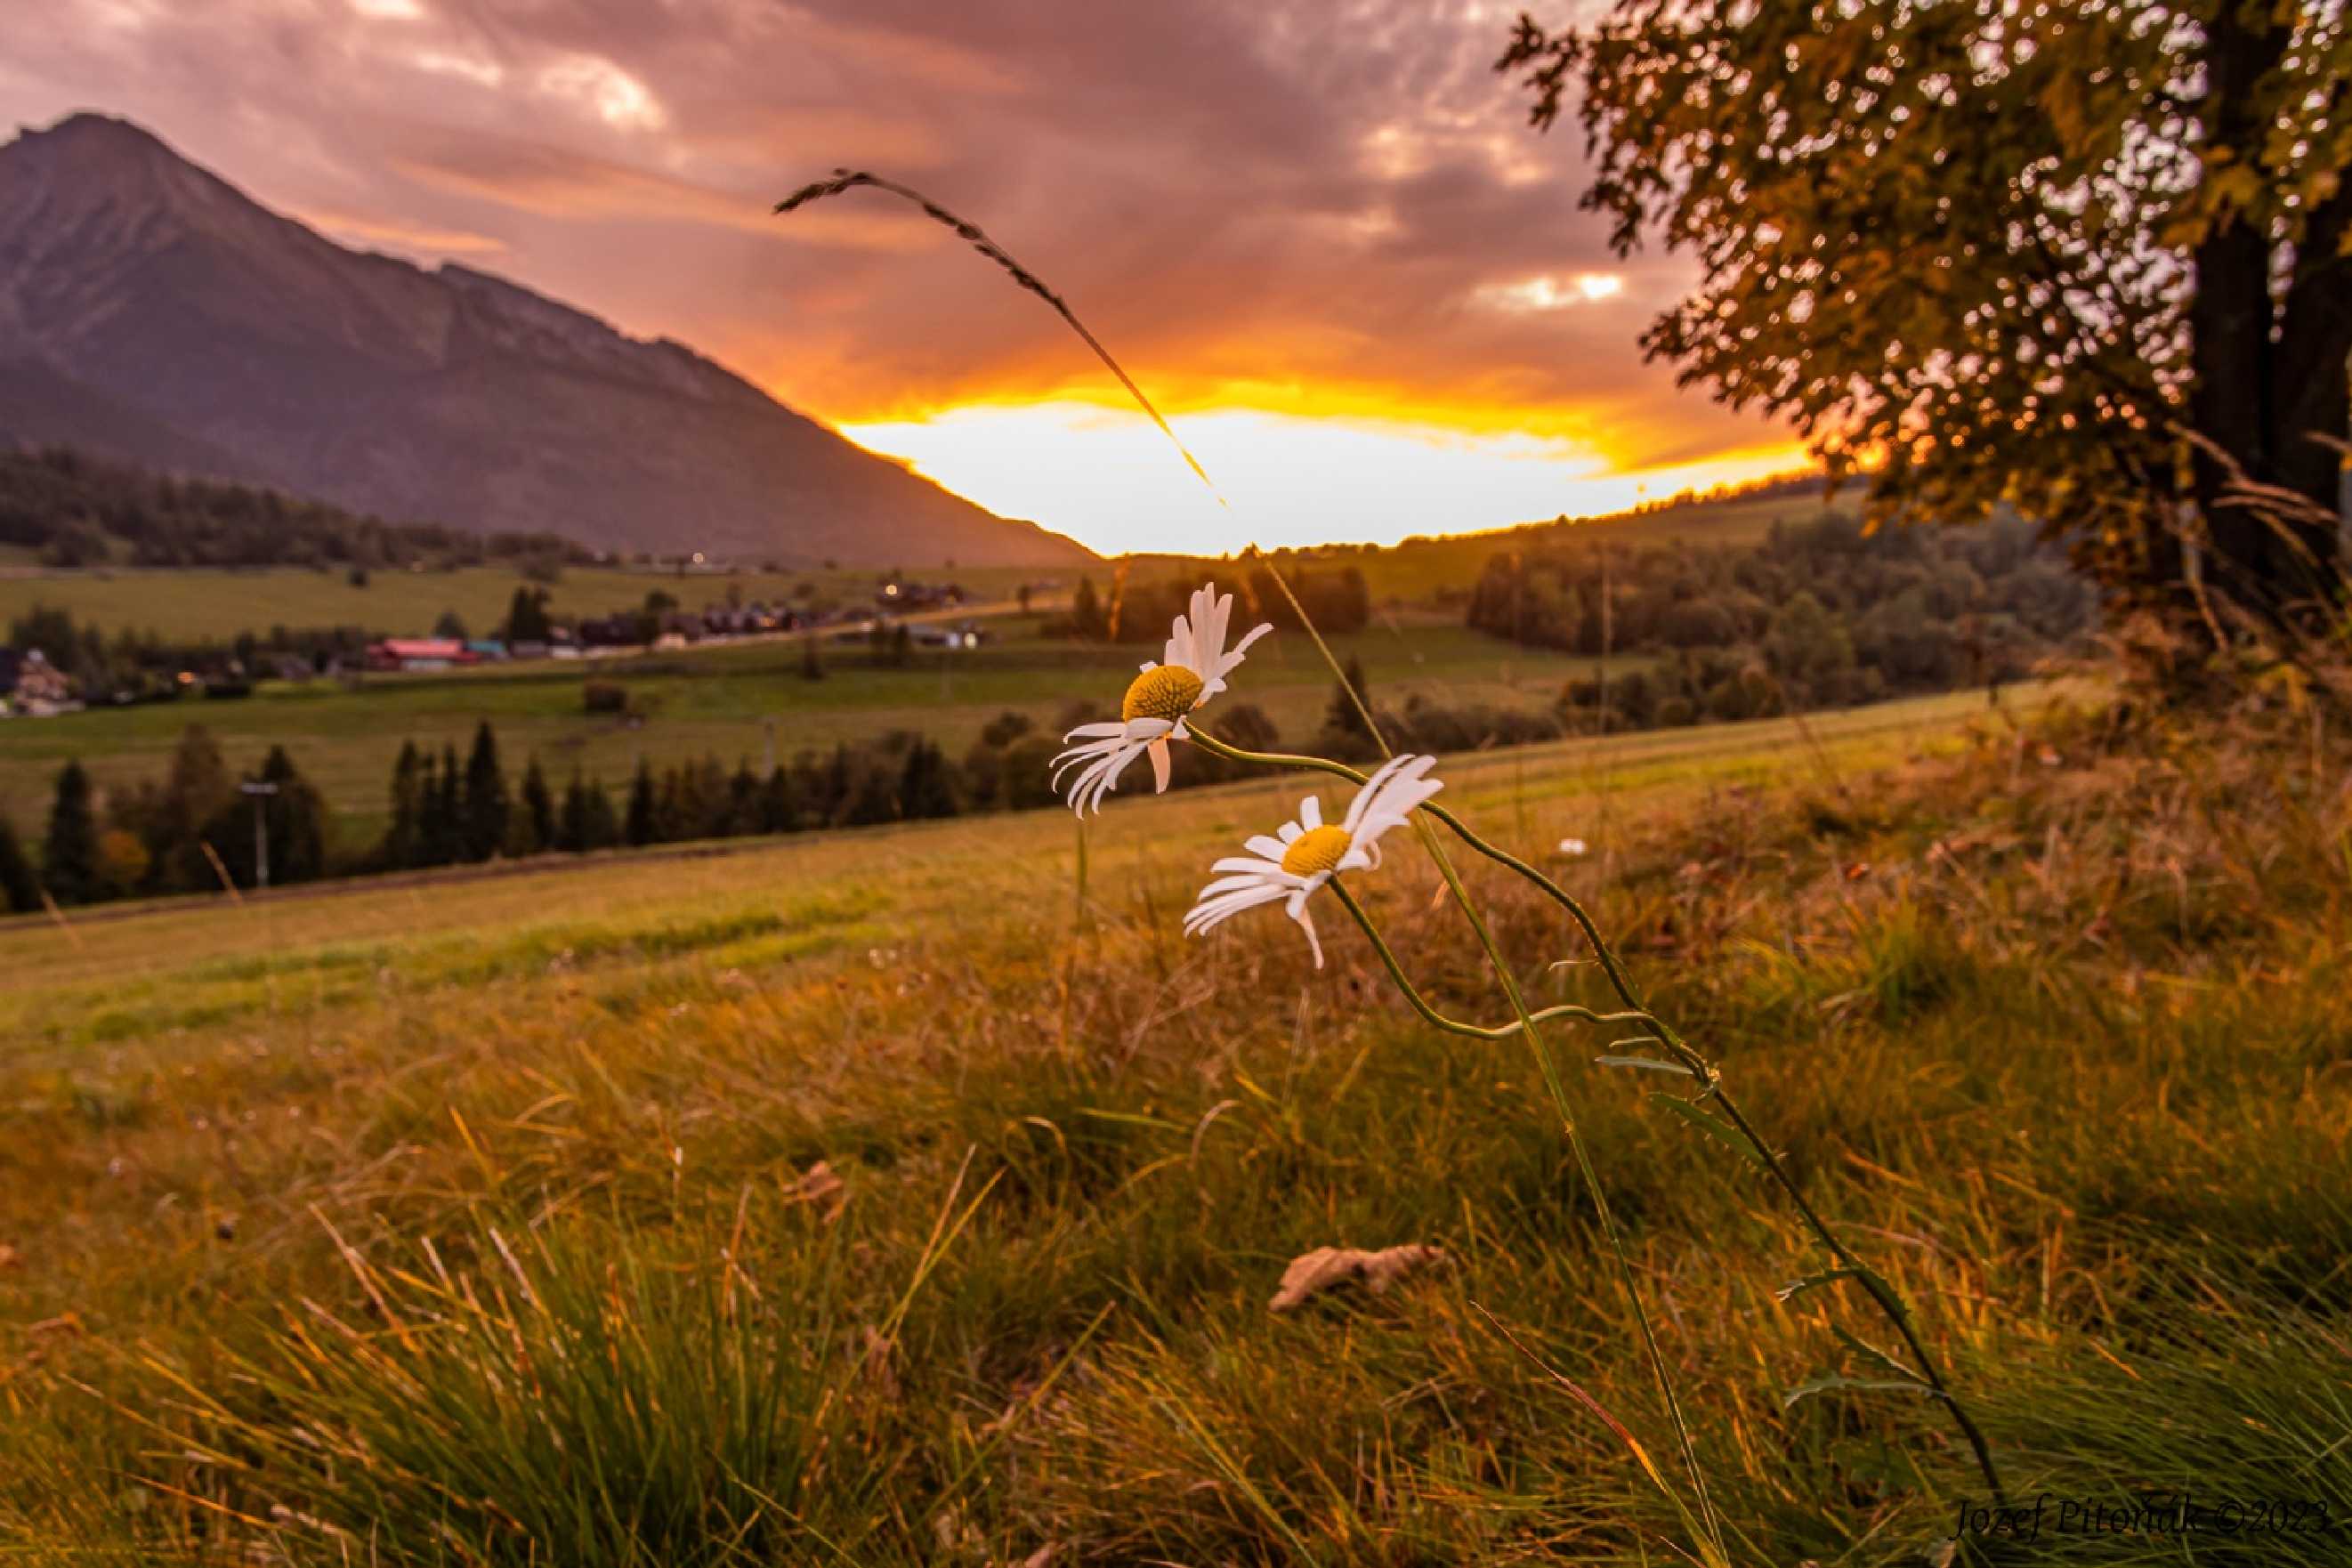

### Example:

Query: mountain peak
xmin=0 ymin=111 xmax=1091 ymax=567
xmin=6 ymin=110 xmax=189 ymax=187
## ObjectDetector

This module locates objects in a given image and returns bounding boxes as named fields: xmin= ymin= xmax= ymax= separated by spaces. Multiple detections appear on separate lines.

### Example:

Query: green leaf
xmin=1776 ymin=1261 xmax=1904 ymax=1308
xmin=1831 ymin=1325 xmax=1927 ymax=1385
xmin=1645 ymin=1092 xmax=1765 ymax=1170
xmin=1596 ymin=1054 xmax=1700 ymax=1077
xmin=1775 ymin=1267 xmax=1863 ymax=1304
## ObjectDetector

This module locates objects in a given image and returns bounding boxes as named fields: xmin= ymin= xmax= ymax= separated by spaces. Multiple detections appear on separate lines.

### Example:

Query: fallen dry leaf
xmin=786 ymin=1160 xmax=846 ymax=1214
xmin=1268 ymin=1244 xmax=1443 ymax=1312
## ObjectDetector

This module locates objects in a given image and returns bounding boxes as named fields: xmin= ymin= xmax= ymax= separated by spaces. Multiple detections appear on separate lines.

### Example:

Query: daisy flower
xmin=1053 ymin=582 xmax=1272 ymax=814
xmin=1184 ymin=753 xmax=1443 ymax=967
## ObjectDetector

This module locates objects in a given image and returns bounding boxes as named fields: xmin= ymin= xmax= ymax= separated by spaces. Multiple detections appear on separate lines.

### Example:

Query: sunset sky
xmin=2 ymin=0 xmax=1810 ymax=555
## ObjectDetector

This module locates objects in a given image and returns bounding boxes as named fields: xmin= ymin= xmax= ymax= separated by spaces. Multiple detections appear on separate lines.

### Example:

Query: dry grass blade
xmin=774 ymin=169 xmax=1221 ymax=499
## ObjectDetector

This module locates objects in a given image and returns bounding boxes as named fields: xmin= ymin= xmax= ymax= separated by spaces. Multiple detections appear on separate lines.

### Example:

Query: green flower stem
xmin=1187 ymin=723 xmax=2008 ymax=1507
xmin=1327 ymin=878 xmax=1645 ymax=1040
xmin=1217 ymin=728 xmax=1724 ymax=1554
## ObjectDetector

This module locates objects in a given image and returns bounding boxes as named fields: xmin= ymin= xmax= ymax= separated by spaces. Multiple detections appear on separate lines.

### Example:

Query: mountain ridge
xmin=0 ymin=112 xmax=1090 ymax=568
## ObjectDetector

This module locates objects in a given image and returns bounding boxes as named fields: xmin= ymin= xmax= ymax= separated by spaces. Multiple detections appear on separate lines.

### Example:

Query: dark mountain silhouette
xmin=0 ymin=113 xmax=1089 ymax=567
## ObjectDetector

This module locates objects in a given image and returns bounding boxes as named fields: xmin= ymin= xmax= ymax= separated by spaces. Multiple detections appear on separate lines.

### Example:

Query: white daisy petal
xmin=1283 ymin=887 xmax=1325 ymax=968
xmin=1216 ymin=621 xmax=1273 ymax=680
xmin=1148 ymin=736 xmax=1172 ymax=792
xmin=1244 ymin=834 xmax=1291 ymax=861
xmin=1299 ymin=796 xmax=1322 ymax=829
xmin=1186 ymin=885 xmax=1290 ymax=932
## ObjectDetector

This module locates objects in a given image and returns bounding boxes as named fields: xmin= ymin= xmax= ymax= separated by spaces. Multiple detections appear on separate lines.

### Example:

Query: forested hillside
xmin=0 ymin=446 xmax=586 ymax=570
xmin=1467 ymin=509 xmax=2100 ymax=721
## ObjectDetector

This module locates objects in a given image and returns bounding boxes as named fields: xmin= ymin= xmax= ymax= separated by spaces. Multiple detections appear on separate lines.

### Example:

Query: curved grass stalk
xmin=1219 ymin=580 xmax=1728 ymax=1558
xmin=1192 ymin=723 xmax=2009 ymax=1507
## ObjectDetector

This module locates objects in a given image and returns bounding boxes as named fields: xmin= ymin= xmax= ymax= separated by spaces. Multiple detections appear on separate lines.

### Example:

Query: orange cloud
xmin=0 ymin=0 xmax=1807 ymax=549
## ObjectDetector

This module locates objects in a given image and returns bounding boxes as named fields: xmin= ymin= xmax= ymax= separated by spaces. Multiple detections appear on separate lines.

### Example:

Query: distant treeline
xmin=0 ymin=729 xmax=332 ymax=910
xmin=1467 ymin=508 xmax=2097 ymax=723
xmin=1058 ymin=565 xmax=1372 ymax=643
xmin=0 ymin=702 xmax=1296 ymax=911
xmin=0 ymin=445 xmax=591 ymax=570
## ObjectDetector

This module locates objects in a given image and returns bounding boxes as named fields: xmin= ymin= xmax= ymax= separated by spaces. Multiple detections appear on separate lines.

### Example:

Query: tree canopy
xmin=1500 ymin=1 xmax=2352 ymax=625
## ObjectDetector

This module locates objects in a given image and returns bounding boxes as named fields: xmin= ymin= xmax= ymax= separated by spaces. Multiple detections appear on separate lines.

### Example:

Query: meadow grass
xmin=0 ymin=562 xmax=1047 ymax=646
xmin=4 ymin=675 xmax=2347 ymax=1564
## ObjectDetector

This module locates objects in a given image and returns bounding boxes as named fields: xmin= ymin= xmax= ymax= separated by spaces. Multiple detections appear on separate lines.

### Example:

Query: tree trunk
xmin=2186 ymin=7 xmax=2349 ymax=624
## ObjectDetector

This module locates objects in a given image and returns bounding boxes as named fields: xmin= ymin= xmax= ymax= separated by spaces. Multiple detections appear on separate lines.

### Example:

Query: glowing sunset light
xmin=841 ymin=403 xmax=1810 ymax=557
xmin=0 ymin=0 xmax=1820 ymax=555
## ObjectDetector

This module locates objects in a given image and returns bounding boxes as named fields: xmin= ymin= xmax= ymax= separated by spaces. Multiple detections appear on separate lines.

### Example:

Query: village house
xmin=366 ymin=637 xmax=473 ymax=673
xmin=0 ymin=648 xmax=77 ymax=715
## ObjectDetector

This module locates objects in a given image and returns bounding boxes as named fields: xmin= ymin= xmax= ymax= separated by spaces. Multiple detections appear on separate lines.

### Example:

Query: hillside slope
xmin=0 ymin=113 xmax=1088 ymax=569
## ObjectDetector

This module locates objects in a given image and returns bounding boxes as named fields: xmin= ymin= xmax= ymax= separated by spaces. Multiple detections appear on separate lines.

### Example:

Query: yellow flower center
xmin=1122 ymin=664 xmax=1205 ymax=723
xmin=1281 ymin=824 xmax=1354 ymax=877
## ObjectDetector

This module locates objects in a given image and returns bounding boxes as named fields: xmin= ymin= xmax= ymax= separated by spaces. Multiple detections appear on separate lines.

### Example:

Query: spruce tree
xmin=41 ymin=760 xmax=102 ymax=904
xmin=384 ymin=741 xmax=423 ymax=869
xmin=582 ymin=779 xmax=621 ymax=850
xmin=729 ymin=759 xmax=762 ymax=836
xmin=899 ymin=738 xmax=958 ymax=820
xmin=519 ymin=756 xmax=555 ymax=855
xmin=257 ymin=747 xmax=327 ymax=885
xmin=1071 ymin=577 xmax=1107 ymax=641
xmin=0 ymin=813 xmax=38 ymax=913
xmin=413 ymin=750 xmax=444 ymax=867
xmin=556 ymin=771 xmax=590 ymax=853
xmin=425 ymin=745 xmax=465 ymax=865
xmin=625 ymin=758 xmax=658 ymax=847
xmin=461 ymin=721 xmax=509 ymax=861
xmin=505 ymin=586 xmax=553 ymax=643
xmin=760 ymin=766 xmax=797 ymax=834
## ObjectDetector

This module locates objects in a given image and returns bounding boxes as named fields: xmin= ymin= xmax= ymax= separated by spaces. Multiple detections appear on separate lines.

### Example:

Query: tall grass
xmin=2 ymin=685 xmax=2350 ymax=1560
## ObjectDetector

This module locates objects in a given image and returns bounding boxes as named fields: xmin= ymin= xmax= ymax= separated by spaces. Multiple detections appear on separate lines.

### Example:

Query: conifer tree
xmin=461 ymin=721 xmax=509 ymax=861
xmin=728 ymin=759 xmax=762 ymax=836
xmin=556 ymin=770 xmax=591 ymax=853
xmin=255 ymin=746 xmax=327 ymax=885
xmin=1070 ymin=576 xmax=1107 ymax=641
xmin=41 ymin=759 xmax=102 ymax=904
xmin=899 ymin=738 xmax=958 ymax=820
xmin=427 ymin=745 xmax=465 ymax=865
xmin=581 ymin=779 xmax=621 ymax=850
xmin=760 ymin=766 xmax=797 ymax=835
xmin=384 ymin=741 xmax=423 ymax=869
xmin=518 ymin=756 xmax=554 ymax=855
xmin=625 ymin=757 xmax=658 ymax=847
xmin=0 ymin=813 xmax=38 ymax=913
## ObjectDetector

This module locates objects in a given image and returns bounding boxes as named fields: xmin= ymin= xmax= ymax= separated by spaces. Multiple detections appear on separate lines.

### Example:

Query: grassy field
xmin=0 ymin=561 xmax=1053 ymax=645
xmin=0 ymin=616 xmax=1641 ymax=849
xmin=4 ymin=675 xmax=2346 ymax=1564
xmin=0 ymin=484 xmax=1852 ymax=648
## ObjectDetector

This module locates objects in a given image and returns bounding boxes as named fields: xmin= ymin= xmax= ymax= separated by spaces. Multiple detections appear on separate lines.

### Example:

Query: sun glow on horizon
xmin=838 ymin=403 xmax=1812 ymax=556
